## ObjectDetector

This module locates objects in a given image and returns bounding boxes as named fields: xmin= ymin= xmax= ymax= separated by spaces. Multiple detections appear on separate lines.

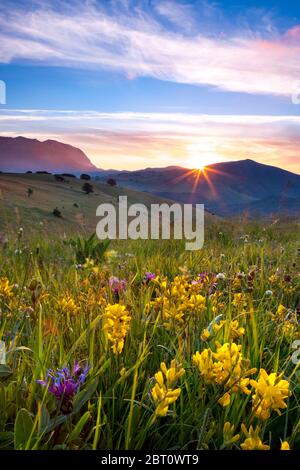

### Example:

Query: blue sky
xmin=0 ymin=0 xmax=300 ymax=171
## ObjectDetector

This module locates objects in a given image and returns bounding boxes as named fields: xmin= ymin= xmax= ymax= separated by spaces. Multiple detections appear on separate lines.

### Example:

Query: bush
xmin=107 ymin=178 xmax=117 ymax=187
xmin=80 ymin=174 xmax=91 ymax=180
xmin=82 ymin=182 xmax=94 ymax=194
xmin=52 ymin=207 xmax=62 ymax=218
xmin=54 ymin=175 xmax=66 ymax=182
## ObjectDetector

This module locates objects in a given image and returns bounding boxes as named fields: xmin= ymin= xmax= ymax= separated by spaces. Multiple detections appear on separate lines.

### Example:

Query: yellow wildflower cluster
xmin=148 ymin=275 xmax=206 ymax=330
xmin=210 ymin=292 xmax=225 ymax=314
xmin=240 ymin=424 xmax=270 ymax=450
xmin=0 ymin=277 xmax=14 ymax=299
xmin=56 ymin=295 xmax=79 ymax=316
xmin=223 ymin=422 xmax=240 ymax=447
xmin=250 ymin=369 xmax=289 ymax=420
xmin=193 ymin=342 xmax=256 ymax=406
xmin=201 ymin=319 xmax=245 ymax=342
xmin=151 ymin=360 xmax=185 ymax=416
xmin=102 ymin=303 xmax=131 ymax=354
xmin=232 ymin=293 xmax=247 ymax=310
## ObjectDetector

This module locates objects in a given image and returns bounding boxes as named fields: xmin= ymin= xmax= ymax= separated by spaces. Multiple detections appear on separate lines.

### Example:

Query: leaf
xmin=14 ymin=409 xmax=34 ymax=450
xmin=73 ymin=378 xmax=99 ymax=413
xmin=67 ymin=411 xmax=90 ymax=443
xmin=0 ymin=364 xmax=12 ymax=378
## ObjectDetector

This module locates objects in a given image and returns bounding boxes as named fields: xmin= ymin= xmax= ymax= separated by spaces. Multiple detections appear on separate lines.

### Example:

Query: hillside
xmin=98 ymin=159 xmax=300 ymax=217
xmin=0 ymin=173 xmax=217 ymax=236
xmin=0 ymin=136 xmax=97 ymax=173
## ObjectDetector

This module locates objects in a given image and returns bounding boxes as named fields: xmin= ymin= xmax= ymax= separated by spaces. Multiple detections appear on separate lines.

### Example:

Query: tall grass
xmin=0 ymin=220 xmax=300 ymax=450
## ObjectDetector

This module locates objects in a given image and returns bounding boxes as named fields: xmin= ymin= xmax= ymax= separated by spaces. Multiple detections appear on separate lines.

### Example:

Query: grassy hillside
xmin=0 ymin=173 xmax=218 ymax=237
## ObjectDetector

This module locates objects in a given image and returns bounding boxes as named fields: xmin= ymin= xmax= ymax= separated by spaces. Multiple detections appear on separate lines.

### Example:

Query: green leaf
xmin=73 ymin=378 xmax=99 ymax=413
xmin=67 ymin=411 xmax=90 ymax=443
xmin=14 ymin=409 xmax=34 ymax=450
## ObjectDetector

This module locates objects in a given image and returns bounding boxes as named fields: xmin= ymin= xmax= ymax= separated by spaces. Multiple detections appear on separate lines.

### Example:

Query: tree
xmin=27 ymin=188 xmax=34 ymax=197
xmin=80 ymin=173 xmax=91 ymax=180
xmin=82 ymin=182 xmax=94 ymax=194
xmin=53 ymin=207 xmax=62 ymax=218
xmin=107 ymin=178 xmax=117 ymax=187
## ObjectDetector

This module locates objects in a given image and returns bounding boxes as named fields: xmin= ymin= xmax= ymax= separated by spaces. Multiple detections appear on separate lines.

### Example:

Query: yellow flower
xmin=201 ymin=328 xmax=211 ymax=341
xmin=232 ymin=293 xmax=247 ymax=309
xmin=103 ymin=303 xmax=131 ymax=354
xmin=250 ymin=369 xmax=289 ymax=420
xmin=219 ymin=392 xmax=231 ymax=407
xmin=223 ymin=422 xmax=240 ymax=445
xmin=56 ymin=295 xmax=78 ymax=315
xmin=229 ymin=320 xmax=245 ymax=340
xmin=151 ymin=360 xmax=185 ymax=417
xmin=277 ymin=304 xmax=287 ymax=319
xmin=0 ymin=277 xmax=14 ymax=298
xmin=280 ymin=441 xmax=290 ymax=450
xmin=241 ymin=424 xmax=270 ymax=450
xmin=188 ymin=294 xmax=206 ymax=312
xmin=193 ymin=342 xmax=256 ymax=406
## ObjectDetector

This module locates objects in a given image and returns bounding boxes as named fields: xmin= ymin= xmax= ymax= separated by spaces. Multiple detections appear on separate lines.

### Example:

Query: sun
xmin=195 ymin=163 xmax=206 ymax=172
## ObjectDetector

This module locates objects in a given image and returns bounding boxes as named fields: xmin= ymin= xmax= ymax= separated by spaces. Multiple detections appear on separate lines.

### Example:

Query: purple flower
xmin=37 ymin=363 xmax=89 ymax=414
xmin=109 ymin=276 xmax=126 ymax=295
xmin=144 ymin=272 xmax=156 ymax=283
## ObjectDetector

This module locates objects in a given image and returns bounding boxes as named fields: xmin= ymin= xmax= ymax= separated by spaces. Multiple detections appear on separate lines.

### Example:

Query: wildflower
xmin=216 ymin=273 xmax=226 ymax=280
xmin=56 ymin=295 xmax=78 ymax=316
xmin=280 ymin=441 xmax=290 ymax=450
xmin=240 ymin=424 xmax=270 ymax=450
xmin=188 ymin=294 xmax=206 ymax=311
xmin=193 ymin=342 xmax=256 ymax=406
xmin=265 ymin=290 xmax=273 ymax=297
xmin=277 ymin=304 xmax=287 ymax=319
xmin=37 ymin=363 xmax=89 ymax=414
xmin=151 ymin=360 xmax=185 ymax=417
xmin=144 ymin=272 xmax=156 ymax=283
xmin=223 ymin=422 xmax=240 ymax=446
xmin=229 ymin=320 xmax=245 ymax=340
xmin=250 ymin=369 xmax=289 ymax=420
xmin=0 ymin=277 xmax=14 ymax=299
xmin=232 ymin=293 xmax=247 ymax=309
xmin=109 ymin=277 xmax=126 ymax=295
xmin=103 ymin=303 xmax=131 ymax=354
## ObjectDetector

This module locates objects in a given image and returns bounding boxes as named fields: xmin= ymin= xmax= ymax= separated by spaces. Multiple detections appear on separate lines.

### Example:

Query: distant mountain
xmin=98 ymin=159 xmax=300 ymax=217
xmin=0 ymin=136 xmax=97 ymax=173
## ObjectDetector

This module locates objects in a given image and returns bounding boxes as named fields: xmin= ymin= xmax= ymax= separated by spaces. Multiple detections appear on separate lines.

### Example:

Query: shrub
xmin=107 ymin=178 xmax=117 ymax=187
xmin=82 ymin=182 xmax=94 ymax=194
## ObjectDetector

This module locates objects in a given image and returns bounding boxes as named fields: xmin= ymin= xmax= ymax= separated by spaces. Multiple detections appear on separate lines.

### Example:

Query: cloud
xmin=0 ymin=109 xmax=299 ymax=172
xmin=0 ymin=1 xmax=299 ymax=96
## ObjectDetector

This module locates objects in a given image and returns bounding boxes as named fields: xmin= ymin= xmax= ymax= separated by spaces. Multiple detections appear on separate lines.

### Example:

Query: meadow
xmin=0 ymin=219 xmax=300 ymax=450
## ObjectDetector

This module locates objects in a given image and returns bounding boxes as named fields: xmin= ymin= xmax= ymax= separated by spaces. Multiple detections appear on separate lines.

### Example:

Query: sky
xmin=0 ymin=0 xmax=300 ymax=172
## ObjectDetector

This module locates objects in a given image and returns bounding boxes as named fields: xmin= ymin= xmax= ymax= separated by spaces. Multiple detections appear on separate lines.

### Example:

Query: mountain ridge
xmin=0 ymin=136 xmax=97 ymax=173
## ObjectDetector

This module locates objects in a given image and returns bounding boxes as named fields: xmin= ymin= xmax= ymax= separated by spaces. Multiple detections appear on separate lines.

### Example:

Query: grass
xmin=0 ymin=173 xmax=217 ymax=236
xmin=0 ymin=217 xmax=300 ymax=450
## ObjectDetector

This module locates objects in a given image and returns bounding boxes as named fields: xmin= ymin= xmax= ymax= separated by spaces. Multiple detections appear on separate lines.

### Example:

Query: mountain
xmin=0 ymin=136 xmax=97 ymax=173
xmin=97 ymin=159 xmax=300 ymax=217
